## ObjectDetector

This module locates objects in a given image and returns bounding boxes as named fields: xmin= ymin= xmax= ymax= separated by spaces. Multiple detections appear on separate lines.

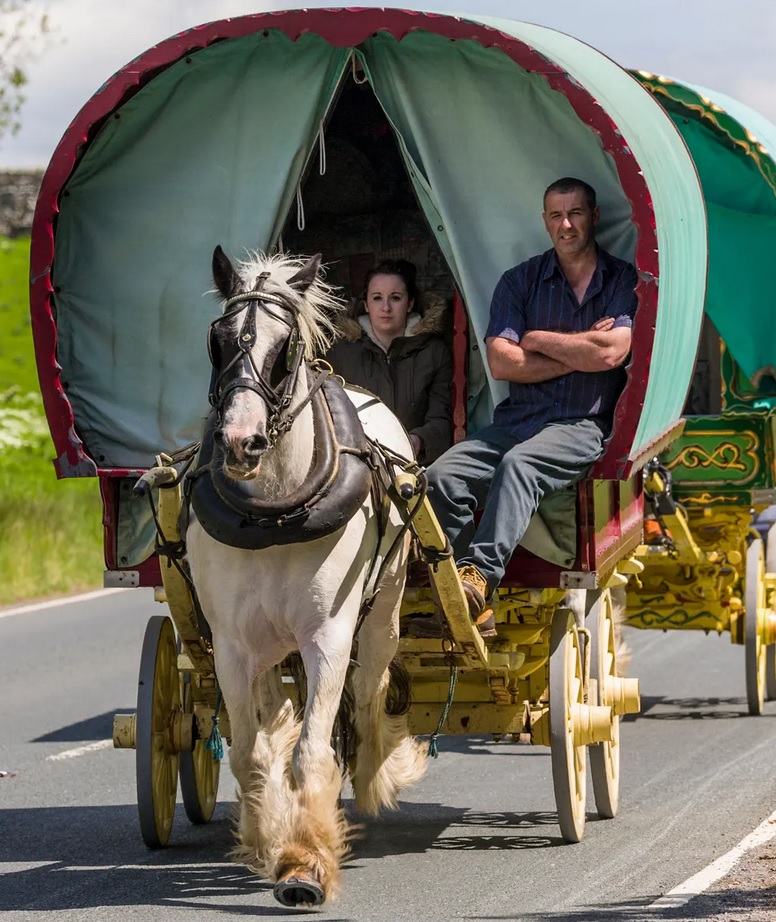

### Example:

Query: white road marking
xmin=54 ymin=863 xmax=239 ymax=872
xmin=649 ymin=808 xmax=776 ymax=909
xmin=46 ymin=739 xmax=114 ymax=761
xmin=0 ymin=588 xmax=128 ymax=620
xmin=0 ymin=862 xmax=59 ymax=874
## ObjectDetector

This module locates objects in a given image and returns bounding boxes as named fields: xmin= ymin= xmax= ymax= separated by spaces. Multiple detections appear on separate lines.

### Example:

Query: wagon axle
xmin=112 ymin=709 xmax=196 ymax=754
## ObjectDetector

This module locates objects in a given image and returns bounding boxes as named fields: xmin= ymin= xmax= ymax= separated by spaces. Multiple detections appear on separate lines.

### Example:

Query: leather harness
xmin=150 ymin=283 xmax=429 ymax=634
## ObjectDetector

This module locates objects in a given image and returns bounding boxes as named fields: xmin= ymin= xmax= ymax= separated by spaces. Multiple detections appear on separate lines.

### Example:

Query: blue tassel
xmin=428 ymin=734 xmax=440 ymax=759
xmin=206 ymin=717 xmax=224 ymax=762
xmin=206 ymin=690 xmax=224 ymax=762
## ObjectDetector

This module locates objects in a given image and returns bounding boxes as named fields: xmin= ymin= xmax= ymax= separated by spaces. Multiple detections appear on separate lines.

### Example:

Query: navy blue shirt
xmin=485 ymin=247 xmax=638 ymax=440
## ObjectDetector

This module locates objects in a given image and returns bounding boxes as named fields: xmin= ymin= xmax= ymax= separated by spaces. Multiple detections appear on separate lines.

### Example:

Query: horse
xmin=185 ymin=247 xmax=428 ymax=907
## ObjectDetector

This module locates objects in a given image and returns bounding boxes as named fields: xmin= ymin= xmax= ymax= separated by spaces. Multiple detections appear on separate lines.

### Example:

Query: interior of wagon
xmin=281 ymin=73 xmax=455 ymax=317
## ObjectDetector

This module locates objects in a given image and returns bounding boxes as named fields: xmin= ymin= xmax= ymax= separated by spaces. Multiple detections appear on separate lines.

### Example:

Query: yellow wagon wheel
xmin=549 ymin=607 xmax=587 ymax=843
xmin=588 ymin=589 xmax=620 ymax=818
xmin=765 ymin=524 xmax=776 ymax=701
xmin=745 ymin=538 xmax=767 ymax=716
xmin=179 ymin=667 xmax=220 ymax=824
xmin=136 ymin=615 xmax=180 ymax=847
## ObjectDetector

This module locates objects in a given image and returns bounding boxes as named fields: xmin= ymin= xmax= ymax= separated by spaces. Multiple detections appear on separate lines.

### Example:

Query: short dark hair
xmin=543 ymin=177 xmax=597 ymax=210
xmin=363 ymin=258 xmax=418 ymax=303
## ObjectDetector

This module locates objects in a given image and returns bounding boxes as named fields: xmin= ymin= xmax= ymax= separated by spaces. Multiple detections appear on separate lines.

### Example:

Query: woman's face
xmin=365 ymin=273 xmax=414 ymax=345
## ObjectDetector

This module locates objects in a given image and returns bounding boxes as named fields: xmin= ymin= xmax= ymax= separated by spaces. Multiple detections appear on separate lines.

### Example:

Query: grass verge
xmin=0 ymin=448 xmax=103 ymax=606
xmin=0 ymin=236 xmax=104 ymax=606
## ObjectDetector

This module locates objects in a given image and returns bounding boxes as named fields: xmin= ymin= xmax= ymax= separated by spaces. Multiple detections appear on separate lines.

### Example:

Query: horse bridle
xmin=208 ymin=273 xmax=314 ymax=447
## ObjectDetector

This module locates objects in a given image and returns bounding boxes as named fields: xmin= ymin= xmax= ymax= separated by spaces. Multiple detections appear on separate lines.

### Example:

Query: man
xmin=427 ymin=177 xmax=637 ymax=635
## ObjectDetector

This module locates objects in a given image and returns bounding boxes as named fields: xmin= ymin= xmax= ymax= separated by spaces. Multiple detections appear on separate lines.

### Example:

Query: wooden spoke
xmin=588 ymin=590 xmax=620 ymax=818
xmin=745 ymin=538 xmax=766 ymax=716
xmin=179 ymin=664 xmax=220 ymax=825
xmin=549 ymin=608 xmax=587 ymax=843
xmin=765 ymin=524 xmax=776 ymax=701
xmin=136 ymin=616 xmax=180 ymax=847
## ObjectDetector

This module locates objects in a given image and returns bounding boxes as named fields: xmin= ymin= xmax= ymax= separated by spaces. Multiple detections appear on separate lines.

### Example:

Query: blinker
xmin=286 ymin=327 xmax=301 ymax=372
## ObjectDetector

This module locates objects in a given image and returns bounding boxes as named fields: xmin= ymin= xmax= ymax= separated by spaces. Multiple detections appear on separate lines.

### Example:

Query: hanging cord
xmin=351 ymin=50 xmax=368 ymax=85
xmin=145 ymin=486 xmax=196 ymax=596
xmin=206 ymin=689 xmax=225 ymax=762
xmin=296 ymin=183 xmax=305 ymax=232
xmin=137 ymin=451 xmax=214 ymax=652
xmin=428 ymin=646 xmax=459 ymax=758
xmin=318 ymin=119 xmax=326 ymax=176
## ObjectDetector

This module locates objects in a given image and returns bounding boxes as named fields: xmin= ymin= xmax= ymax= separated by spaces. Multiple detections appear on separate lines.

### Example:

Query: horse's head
xmin=209 ymin=246 xmax=339 ymax=479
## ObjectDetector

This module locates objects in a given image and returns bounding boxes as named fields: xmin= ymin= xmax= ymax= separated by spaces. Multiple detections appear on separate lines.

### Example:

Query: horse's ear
xmin=212 ymin=245 xmax=238 ymax=299
xmin=287 ymin=254 xmax=322 ymax=293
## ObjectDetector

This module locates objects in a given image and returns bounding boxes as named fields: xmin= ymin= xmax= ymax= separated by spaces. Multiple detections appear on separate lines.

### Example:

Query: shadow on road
xmin=1 ymin=797 xmax=574 ymax=913
xmin=622 ymin=695 xmax=773 ymax=722
xmin=0 ymin=803 xmax=283 ymax=915
xmin=32 ymin=709 xmax=131 ymax=743
xmin=423 ymin=734 xmax=552 ymax=757
xmin=351 ymin=802 xmax=572 ymax=859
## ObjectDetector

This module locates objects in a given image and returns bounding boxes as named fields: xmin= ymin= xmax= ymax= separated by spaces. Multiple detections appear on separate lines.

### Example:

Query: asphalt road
xmin=2 ymin=590 xmax=776 ymax=921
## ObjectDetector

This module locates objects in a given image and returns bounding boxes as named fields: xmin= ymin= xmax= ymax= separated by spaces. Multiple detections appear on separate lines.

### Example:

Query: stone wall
xmin=0 ymin=170 xmax=43 ymax=237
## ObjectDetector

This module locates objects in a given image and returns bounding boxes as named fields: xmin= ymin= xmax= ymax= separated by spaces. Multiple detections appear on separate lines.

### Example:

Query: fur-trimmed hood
xmin=333 ymin=294 xmax=449 ymax=350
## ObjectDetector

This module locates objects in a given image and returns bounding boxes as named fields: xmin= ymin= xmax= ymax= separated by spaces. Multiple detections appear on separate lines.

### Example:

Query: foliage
xmin=0 ymin=235 xmax=102 ymax=605
xmin=0 ymin=0 xmax=52 ymax=138
xmin=0 ymin=236 xmax=36 ymax=391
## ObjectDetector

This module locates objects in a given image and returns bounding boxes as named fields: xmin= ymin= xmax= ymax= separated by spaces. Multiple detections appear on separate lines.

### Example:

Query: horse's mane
xmin=235 ymin=251 xmax=345 ymax=359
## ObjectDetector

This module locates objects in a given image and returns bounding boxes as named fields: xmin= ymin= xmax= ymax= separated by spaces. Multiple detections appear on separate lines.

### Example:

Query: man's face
xmin=543 ymin=189 xmax=599 ymax=257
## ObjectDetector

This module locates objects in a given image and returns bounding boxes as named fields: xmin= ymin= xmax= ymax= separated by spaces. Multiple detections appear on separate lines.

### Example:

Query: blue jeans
xmin=426 ymin=419 xmax=605 ymax=590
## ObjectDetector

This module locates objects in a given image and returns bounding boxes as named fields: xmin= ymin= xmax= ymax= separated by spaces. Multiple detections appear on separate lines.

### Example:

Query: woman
xmin=327 ymin=259 xmax=452 ymax=464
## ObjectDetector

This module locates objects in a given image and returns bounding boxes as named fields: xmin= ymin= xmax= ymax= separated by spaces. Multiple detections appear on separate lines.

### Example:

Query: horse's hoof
xmin=273 ymin=875 xmax=326 ymax=907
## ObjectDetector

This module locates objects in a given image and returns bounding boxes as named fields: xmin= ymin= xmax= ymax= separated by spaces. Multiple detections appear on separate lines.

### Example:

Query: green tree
xmin=0 ymin=0 xmax=51 ymax=138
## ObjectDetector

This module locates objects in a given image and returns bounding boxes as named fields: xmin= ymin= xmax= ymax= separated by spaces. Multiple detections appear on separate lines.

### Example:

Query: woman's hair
xmin=362 ymin=258 xmax=418 ymax=305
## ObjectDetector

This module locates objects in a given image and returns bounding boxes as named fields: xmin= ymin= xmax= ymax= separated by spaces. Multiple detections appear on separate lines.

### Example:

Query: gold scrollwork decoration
xmin=667 ymin=430 xmax=761 ymax=484
xmin=675 ymin=443 xmax=746 ymax=472
xmin=682 ymin=493 xmax=741 ymax=506
xmin=627 ymin=608 xmax=727 ymax=630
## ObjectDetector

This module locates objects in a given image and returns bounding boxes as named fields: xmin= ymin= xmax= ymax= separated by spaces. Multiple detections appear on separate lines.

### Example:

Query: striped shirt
xmin=485 ymin=246 xmax=637 ymax=440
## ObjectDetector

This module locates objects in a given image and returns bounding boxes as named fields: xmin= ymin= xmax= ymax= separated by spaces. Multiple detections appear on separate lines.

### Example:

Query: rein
xmin=208 ymin=279 xmax=314 ymax=446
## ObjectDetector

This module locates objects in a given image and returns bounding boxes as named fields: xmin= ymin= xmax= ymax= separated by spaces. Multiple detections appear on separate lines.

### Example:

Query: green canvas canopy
xmin=635 ymin=72 xmax=776 ymax=387
xmin=34 ymin=8 xmax=709 ymax=529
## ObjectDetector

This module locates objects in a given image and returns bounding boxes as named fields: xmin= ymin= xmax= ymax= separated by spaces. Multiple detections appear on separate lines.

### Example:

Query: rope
xmin=296 ymin=183 xmax=305 ymax=231
xmin=428 ymin=656 xmax=458 ymax=758
xmin=206 ymin=690 xmax=224 ymax=762
xmin=318 ymin=120 xmax=326 ymax=175
xmin=351 ymin=50 xmax=368 ymax=85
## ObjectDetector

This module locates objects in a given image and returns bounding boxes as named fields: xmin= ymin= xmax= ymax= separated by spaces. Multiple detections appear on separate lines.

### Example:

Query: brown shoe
xmin=474 ymin=605 xmax=497 ymax=638
xmin=457 ymin=565 xmax=497 ymax=637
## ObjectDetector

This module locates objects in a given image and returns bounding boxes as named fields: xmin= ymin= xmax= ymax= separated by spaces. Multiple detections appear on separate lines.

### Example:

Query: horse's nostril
xmin=241 ymin=434 xmax=268 ymax=457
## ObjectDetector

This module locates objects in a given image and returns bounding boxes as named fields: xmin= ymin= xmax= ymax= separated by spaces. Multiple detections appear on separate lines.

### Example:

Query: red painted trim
xmin=30 ymin=7 xmax=659 ymax=477
xmin=99 ymin=473 xmax=162 ymax=583
xmin=622 ymin=418 xmax=685 ymax=475
xmin=136 ymin=556 xmax=163 ymax=587
xmin=502 ymin=473 xmax=643 ymax=587
xmin=501 ymin=549 xmax=565 ymax=589
xmin=451 ymin=289 xmax=468 ymax=444
xmin=98 ymin=476 xmax=119 ymax=569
